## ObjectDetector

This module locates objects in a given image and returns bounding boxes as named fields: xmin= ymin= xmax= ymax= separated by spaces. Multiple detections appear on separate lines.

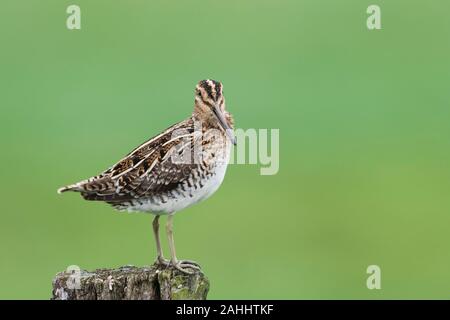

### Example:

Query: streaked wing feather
xmin=78 ymin=118 xmax=198 ymax=202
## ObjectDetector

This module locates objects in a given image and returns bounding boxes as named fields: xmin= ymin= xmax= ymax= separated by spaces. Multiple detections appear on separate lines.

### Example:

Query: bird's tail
xmin=57 ymin=179 xmax=89 ymax=194
xmin=57 ymin=184 xmax=81 ymax=194
xmin=57 ymin=173 xmax=111 ymax=195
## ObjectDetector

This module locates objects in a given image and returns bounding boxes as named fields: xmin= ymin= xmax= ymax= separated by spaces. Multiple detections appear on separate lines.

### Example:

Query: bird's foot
xmin=178 ymin=259 xmax=201 ymax=267
xmin=154 ymin=256 xmax=170 ymax=267
xmin=172 ymin=260 xmax=201 ymax=274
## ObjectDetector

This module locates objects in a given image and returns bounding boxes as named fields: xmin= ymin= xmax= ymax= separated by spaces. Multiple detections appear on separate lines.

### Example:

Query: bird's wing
xmin=58 ymin=118 xmax=201 ymax=202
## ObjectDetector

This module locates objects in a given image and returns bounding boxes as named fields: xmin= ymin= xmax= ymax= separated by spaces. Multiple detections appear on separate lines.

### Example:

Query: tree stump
xmin=51 ymin=264 xmax=209 ymax=300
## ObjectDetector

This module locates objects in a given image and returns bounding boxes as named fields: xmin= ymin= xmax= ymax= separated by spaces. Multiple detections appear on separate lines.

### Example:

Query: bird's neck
xmin=192 ymin=109 xmax=234 ymax=131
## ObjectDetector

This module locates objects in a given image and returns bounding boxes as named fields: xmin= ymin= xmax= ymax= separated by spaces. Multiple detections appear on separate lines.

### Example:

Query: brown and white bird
xmin=58 ymin=79 xmax=235 ymax=273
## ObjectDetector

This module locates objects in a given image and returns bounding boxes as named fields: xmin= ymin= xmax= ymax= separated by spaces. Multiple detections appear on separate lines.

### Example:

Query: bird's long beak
xmin=213 ymin=104 xmax=236 ymax=145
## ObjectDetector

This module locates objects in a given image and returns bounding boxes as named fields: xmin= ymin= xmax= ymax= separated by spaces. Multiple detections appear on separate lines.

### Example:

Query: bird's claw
xmin=172 ymin=260 xmax=201 ymax=274
xmin=154 ymin=256 xmax=201 ymax=274
xmin=155 ymin=256 xmax=170 ymax=267
xmin=178 ymin=259 xmax=201 ymax=267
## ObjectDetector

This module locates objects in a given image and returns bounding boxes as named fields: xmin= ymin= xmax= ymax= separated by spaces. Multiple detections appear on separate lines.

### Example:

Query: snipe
xmin=58 ymin=79 xmax=235 ymax=273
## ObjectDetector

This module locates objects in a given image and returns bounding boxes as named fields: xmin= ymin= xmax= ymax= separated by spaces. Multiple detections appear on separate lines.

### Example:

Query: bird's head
xmin=193 ymin=79 xmax=236 ymax=145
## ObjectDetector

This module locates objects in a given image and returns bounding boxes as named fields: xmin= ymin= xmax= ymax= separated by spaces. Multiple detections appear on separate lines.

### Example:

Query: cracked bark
xmin=51 ymin=264 xmax=209 ymax=300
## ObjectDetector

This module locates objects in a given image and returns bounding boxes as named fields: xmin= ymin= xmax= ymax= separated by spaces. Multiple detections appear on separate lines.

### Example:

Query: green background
xmin=1 ymin=0 xmax=450 ymax=299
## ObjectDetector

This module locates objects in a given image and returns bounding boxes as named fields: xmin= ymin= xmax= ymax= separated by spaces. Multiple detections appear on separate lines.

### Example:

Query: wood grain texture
xmin=52 ymin=265 xmax=209 ymax=300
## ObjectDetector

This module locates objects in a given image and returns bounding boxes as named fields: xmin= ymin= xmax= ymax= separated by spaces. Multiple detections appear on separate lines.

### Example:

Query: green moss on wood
xmin=52 ymin=264 xmax=209 ymax=300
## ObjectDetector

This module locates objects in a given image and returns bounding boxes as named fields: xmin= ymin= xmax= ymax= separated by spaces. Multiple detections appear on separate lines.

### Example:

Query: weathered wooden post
xmin=52 ymin=265 xmax=209 ymax=300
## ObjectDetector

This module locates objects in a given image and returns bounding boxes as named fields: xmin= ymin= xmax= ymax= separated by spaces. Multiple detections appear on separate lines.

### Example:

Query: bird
xmin=58 ymin=79 xmax=236 ymax=274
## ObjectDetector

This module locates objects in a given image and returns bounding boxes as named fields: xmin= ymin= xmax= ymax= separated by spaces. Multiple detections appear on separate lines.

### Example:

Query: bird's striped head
xmin=194 ymin=79 xmax=236 ymax=145
xmin=195 ymin=79 xmax=224 ymax=107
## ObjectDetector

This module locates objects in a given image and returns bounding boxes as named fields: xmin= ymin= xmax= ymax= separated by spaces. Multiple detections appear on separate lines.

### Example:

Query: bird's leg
xmin=152 ymin=215 xmax=169 ymax=266
xmin=166 ymin=215 xmax=201 ymax=274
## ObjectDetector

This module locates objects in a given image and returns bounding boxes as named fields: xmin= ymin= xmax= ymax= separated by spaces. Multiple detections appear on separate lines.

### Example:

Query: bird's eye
xmin=197 ymin=92 xmax=202 ymax=97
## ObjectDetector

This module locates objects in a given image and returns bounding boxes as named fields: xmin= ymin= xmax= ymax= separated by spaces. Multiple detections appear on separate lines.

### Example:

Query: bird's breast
xmin=125 ymin=142 xmax=231 ymax=215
